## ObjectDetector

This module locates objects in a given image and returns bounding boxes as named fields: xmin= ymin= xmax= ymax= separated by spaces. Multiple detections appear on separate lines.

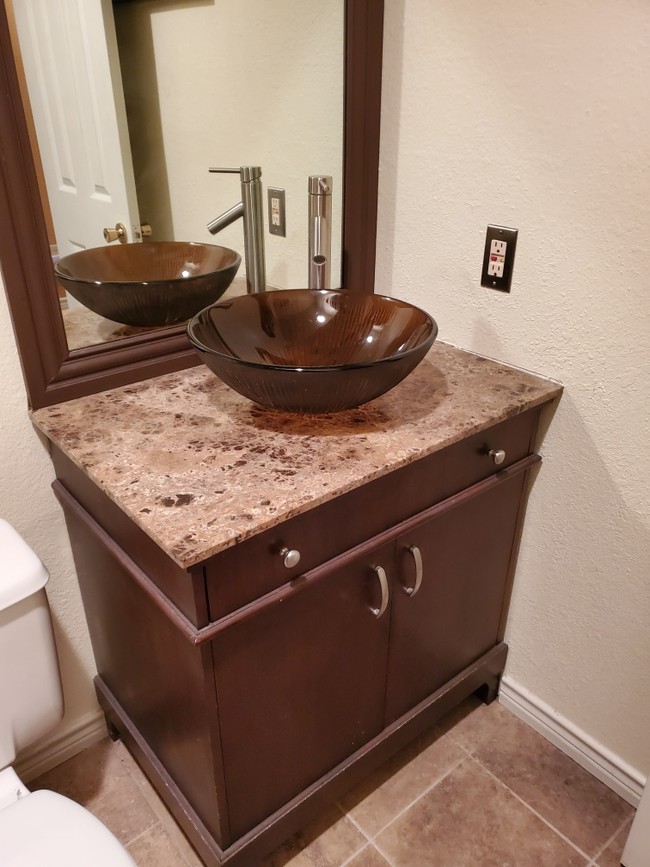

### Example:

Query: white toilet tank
xmin=0 ymin=519 xmax=64 ymax=770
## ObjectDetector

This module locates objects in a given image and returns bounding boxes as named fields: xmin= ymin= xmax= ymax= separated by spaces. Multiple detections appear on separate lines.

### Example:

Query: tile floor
xmin=32 ymin=697 xmax=634 ymax=866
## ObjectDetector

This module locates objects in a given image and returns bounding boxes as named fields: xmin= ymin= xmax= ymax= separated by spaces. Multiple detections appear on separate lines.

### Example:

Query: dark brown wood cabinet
xmin=212 ymin=540 xmax=393 ymax=840
xmin=51 ymin=403 xmax=547 ymax=867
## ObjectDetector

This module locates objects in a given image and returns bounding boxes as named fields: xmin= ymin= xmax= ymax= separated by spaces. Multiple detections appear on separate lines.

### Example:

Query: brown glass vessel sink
xmin=55 ymin=241 xmax=241 ymax=328
xmin=187 ymin=289 xmax=437 ymax=413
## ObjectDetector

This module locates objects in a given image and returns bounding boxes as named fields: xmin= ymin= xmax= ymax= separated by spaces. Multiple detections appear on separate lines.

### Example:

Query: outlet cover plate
xmin=481 ymin=225 xmax=518 ymax=292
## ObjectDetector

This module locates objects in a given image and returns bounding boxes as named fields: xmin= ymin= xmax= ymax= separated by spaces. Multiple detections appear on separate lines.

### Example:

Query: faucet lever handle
xmin=209 ymin=166 xmax=262 ymax=182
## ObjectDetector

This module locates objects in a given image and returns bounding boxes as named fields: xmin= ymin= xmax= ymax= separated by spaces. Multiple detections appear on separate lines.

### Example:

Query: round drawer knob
xmin=488 ymin=448 xmax=506 ymax=465
xmin=279 ymin=547 xmax=301 ymax=569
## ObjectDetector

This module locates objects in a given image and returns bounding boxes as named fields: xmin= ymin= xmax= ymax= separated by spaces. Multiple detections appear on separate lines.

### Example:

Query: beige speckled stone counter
xmin=31 ymin=343 xmax=562 ymax=569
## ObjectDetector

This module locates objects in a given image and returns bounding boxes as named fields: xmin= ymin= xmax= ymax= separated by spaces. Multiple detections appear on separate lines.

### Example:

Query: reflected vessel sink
xmin=187 ymin=289 xmax=437 ymax=413
xmin=55 ymin=241 xmax=241 ymax=328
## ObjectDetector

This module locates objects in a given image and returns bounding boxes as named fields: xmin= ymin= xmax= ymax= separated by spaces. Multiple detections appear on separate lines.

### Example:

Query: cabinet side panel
xmin=61 ymin=504 xmax=227 ymax=845
xmin=52 ymin=447 xmax=208 ymax=625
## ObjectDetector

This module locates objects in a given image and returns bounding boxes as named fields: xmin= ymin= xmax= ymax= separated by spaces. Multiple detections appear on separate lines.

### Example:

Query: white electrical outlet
xmin=488 ymin=239 xmax=507 ymax=277
xmin=481 ymin=226 xmax=518 ymax=292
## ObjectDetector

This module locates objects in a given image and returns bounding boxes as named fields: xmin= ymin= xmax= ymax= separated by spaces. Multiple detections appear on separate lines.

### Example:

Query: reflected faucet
xmin=207 ymin=166 xmax=266 ymax=294
xmin=308 ymin=175 xmax=332 ymax=290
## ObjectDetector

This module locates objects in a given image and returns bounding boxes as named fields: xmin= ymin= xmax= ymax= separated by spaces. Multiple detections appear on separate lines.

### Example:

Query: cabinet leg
xmin=475 ymin=674 xmax=501 ymax=705
xmin=105 ymin=714 xmax=121 ymax=742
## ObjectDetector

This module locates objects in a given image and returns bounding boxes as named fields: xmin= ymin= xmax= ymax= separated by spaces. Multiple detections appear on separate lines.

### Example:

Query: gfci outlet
xmin=481 ymin=225 xmax=518 ymax=292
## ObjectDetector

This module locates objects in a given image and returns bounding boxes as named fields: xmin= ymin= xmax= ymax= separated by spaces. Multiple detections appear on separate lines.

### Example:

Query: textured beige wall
xmin=377 ymin=0 xmax=650 ymax=774
xmin=0 ymin=272 xmax=98 ymax=762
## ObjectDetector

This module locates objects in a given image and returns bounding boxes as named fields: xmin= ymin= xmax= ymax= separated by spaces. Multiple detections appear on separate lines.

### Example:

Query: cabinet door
xmin=385 ymin=470 xmax=527 ymax=724
xmin=211 ymin=542 xmax=394 ymax=841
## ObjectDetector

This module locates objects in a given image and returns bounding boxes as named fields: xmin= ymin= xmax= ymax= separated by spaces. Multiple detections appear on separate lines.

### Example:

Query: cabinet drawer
xmin=206 ymin=407 xmax=540 ymax=620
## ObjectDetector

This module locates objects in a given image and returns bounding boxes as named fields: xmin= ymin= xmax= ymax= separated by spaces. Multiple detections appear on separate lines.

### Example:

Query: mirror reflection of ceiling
xmin=7 ymin=0 xmax=344 ymax=351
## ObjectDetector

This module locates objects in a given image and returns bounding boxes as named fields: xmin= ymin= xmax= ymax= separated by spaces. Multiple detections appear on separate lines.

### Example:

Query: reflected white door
xmin=11 ymin=0 xmax=140 ymax=255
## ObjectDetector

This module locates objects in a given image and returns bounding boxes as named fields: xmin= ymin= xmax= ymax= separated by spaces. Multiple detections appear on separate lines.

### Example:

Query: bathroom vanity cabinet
xmin=32 ymin=344 xmax=561 ymax=866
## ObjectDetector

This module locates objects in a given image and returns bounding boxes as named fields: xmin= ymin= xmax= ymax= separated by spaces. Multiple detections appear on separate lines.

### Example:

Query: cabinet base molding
xmin=499 ymin=676 xmax=644 ymax=806
xmin=96 ymin=643 xmax=508 ymax=867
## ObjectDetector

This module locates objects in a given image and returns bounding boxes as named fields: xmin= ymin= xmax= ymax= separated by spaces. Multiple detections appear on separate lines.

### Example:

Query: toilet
xmin=0 ymin=518 xmax=135 ymax=866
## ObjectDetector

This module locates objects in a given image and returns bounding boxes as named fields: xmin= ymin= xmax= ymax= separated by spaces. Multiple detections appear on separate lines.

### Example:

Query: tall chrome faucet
xmin=207 ymin=166 xmax=266 ymax=294
xmin=308 ymin=175 xmax=332 ymax=290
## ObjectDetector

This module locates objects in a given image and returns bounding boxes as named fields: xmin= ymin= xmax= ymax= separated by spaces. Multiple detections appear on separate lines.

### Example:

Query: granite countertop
xmin=31 ymin=343 xmax=562 ymax=569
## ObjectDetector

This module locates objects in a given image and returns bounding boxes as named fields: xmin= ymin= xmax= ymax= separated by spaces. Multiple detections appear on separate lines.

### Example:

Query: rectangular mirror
xmin=0 ymin=0 xmax=383 ymax=409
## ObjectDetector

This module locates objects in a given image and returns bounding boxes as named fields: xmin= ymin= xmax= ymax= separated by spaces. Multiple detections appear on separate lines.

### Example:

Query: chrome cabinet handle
xmin=370 ymin=565 xmax=389 ymax=618
xmin=488 ymin=448 xmax=506 ymax=465
xmin=279 ymin=547 xmax=301 ymax=569
xmin=403 ymin=545 xmax=423 ymax=597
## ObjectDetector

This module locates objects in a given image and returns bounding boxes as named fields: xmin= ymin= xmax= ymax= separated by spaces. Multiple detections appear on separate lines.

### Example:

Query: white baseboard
xmin=499 ymin=676 xmax=645 ymax=807
xmin=14 ymin=709 xmax=108 ymax=783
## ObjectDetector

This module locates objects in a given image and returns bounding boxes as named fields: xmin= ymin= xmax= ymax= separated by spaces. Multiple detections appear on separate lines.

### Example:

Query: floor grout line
xmin=342 ymin=811 xmax=396 ymax=867
xmin=342 ymin=806 xmax=378 ymax=845
xmin=342 ymin=819 xmax=397 ymax=867
xmin=471 ymin=755 xmax=594 ymax=863
xmin=588 ymin=812 xmax=633 ymax=867
xmin=117 ymin=742 xmax=204 ymax=866
xmin=345 ymin=751 xmax=469 ymax=844
xmin=123 ymin=818 xmax=162 ymax=850
xmin=335 ymin=832 xmax=370 ymax=866
xmin=366 ymin=837 xmax=397 ymax=867
xmin=338 ymin=841 xmax=392 ymax=867
xmin=331 ymin=798 xmax=373 ymax=864
xmin=455 ymin=740 xmax=478 ymax=759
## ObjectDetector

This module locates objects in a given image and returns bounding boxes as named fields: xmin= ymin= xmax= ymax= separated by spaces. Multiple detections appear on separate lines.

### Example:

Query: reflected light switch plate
xmin=267 ymin=188 xmax=286 ymax=237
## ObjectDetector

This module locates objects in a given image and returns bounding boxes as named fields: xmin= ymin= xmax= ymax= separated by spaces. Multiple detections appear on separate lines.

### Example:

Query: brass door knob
xmin=103 ymin=223 xmax=127 ymax=244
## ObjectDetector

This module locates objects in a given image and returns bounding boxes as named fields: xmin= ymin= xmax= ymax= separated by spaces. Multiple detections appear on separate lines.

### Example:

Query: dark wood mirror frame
xmin=0 ymin=0 xmax=383 ymax=410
